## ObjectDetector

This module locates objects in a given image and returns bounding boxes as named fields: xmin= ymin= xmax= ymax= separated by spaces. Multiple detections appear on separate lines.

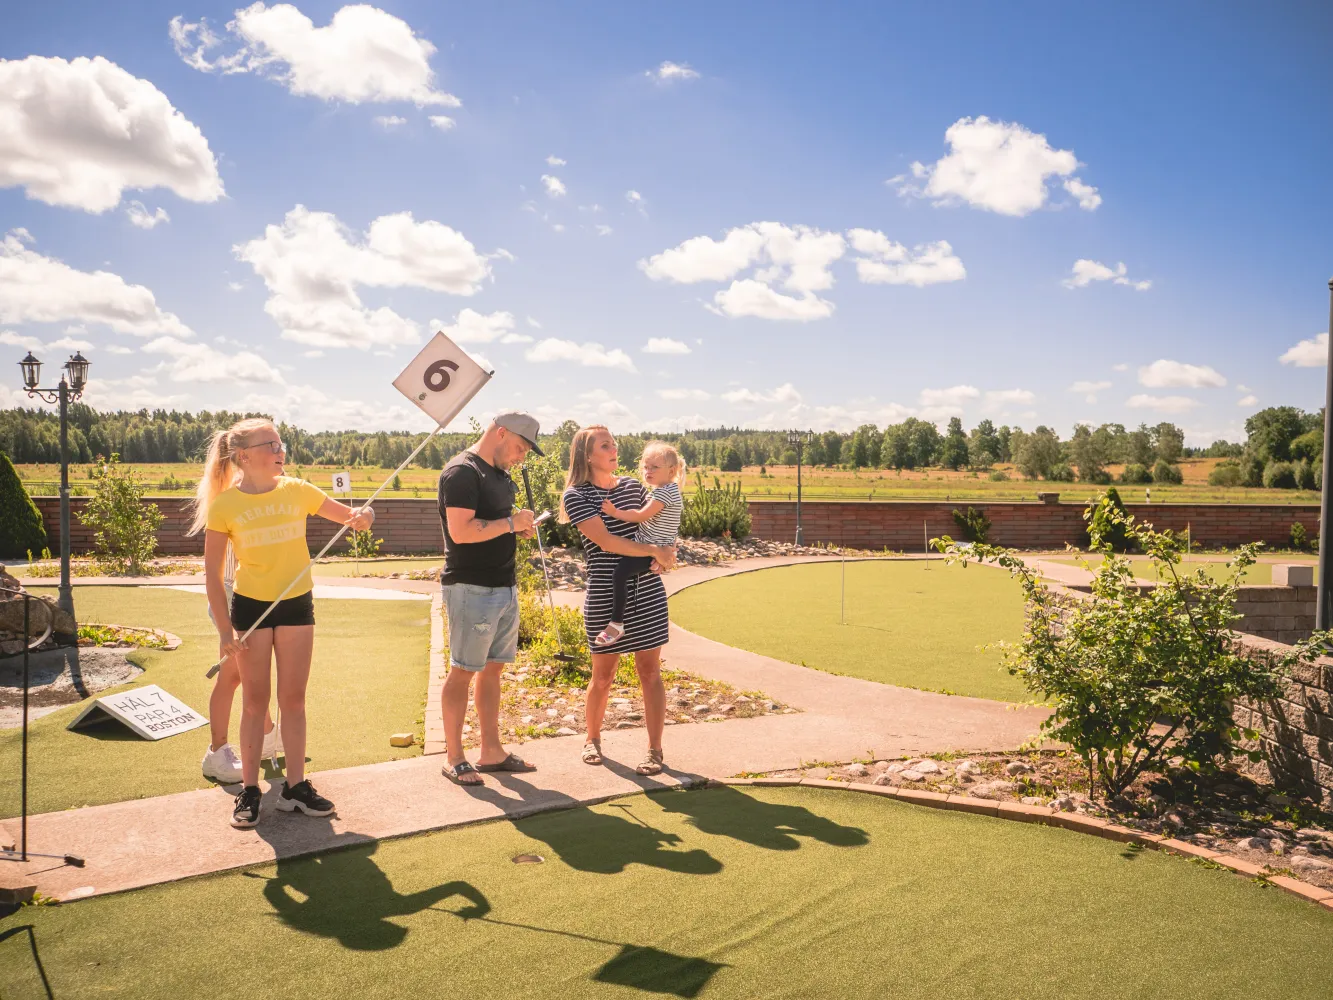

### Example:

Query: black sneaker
xmin=276 ymin=779 xmax=335 ymax=817
xmin=231 ymin=785 xmax=262 ymax=828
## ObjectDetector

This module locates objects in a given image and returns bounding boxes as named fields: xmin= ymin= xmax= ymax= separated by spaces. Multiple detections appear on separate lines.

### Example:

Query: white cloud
xmin=846 ymin=230 xmax=965 ymax=286
xmin=0 ymin=55 xmax=223 ymax=213
xmin=709 ymin=280 xmax=834 ymax=321
xmin=545 ymin=155 xmax=566 ymax=166
xmin=499 ymin=332 xmax=532 ymax=344
xmin=227 ymin=281 xmax=244 ymax=292
xmin=541 ymin=174 xmax=566 ymax=198
xmin=649 ymin=61 xmax=699 ymax=83
xmin=1063 ymin=259 xmax=1151 ymax=290
xmin=0 ymin=331 xmax=42 ymax=350
xmin=525 ymin=338 xmax=636 ymax=373
xmin=303 ymin=349 xmax=324 ymax=358
xmin=429 ymin=308 xmax=514 ymax=344
xmin=125 ymin=201 xmax=171 ymax=230
xmin=1112 ymin=363 xmax=1129 ymax=372
xmin=234 ymin=205 xmax=498 ymax=349
xmin=595 ymin=224 xmax=613 ymax=237
xmin=640 ymin=227 xmax=767 ymax=284
xmin=1138 ymin=359 xmax=1227 ymax=389
xmin=1126 ymin=393 xmax=1200 ymax=414
xmin=1279 ymin=332 xmax=1327 ymax=367
xmin=892 ymin=116 xmax=1095 ymax=217
xmin=642 ymin=337 xmax=691 ymax=355
xmin=918 ymin=384 xmax=980 ymax=419
xmin=526 ymin=316 xmax=541 ymax=328
xmin=626 ymin=190 xmax=646 ymax=216
xmin=0 ymin=228 xmax=192 ymax=336
xmin=141 ymin=336 xmax=283 ymax=384
xmin=1238 ymin=394 xmax=1258 ymax=407
xmin=985 ymin=388 xmax=1035 ymax=405
xmin=104 ymin=344 xmax=134 ymax=355
xmin=1070 ymin=379 xmax=1112 ymax=403
xmin=374 ymin=115 xmax=407 ymax=128
xmin=170 ymin=5 xmax=460 ymax=107
xmin=234 ymin=381 xmax=426 ymax=433
xmin=722 ymin=383 xmax=801 ymax=405
xmin=48 ymin=336 xmax=95 ymax=351
xmin=657 ymin=387 xmax=709 ymax=400
xmin=428 ymin=115 xmax=455 ymax=131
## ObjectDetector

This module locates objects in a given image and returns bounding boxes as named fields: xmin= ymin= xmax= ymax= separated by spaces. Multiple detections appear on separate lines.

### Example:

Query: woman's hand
xmin=219 ymin=629 xmax=247 ymax=664
xmin=600 ymin=498 xmax=620 ymax=517
xmin=652 ymin=545 xmax=677 ymax=571
xmin=347 ymin=505 xmax=375 ymax=531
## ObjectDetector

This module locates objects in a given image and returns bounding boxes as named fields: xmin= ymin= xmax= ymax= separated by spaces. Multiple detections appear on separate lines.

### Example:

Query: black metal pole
xmin=57 ymin=378 xmax=74 ymax=619
xmin=20 ymin=595 xmax=28 ymax=861
xmin=795 ymin=438 xmax=804 ymax=545
xmin=1318 ymin=278 xmax=1333 ymax=631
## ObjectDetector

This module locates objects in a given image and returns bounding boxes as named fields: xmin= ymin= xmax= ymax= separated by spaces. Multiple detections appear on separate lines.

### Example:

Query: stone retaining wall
xmin=1234 ymin=586 xmax=1317 ymax=645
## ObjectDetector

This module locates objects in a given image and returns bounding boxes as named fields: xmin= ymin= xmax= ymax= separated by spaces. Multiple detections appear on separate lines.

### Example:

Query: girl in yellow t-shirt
xmin=188 ymin=417 xmax=374 ymax=829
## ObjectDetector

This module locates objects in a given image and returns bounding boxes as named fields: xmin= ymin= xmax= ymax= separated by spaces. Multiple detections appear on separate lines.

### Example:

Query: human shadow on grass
xmin=654 ymin=783 xmax=870 ymax=852
xmin=0 ymin=924 xmax=55 ymax=999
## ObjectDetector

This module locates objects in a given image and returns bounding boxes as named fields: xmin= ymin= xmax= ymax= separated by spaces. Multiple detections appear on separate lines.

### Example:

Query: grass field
xmin=0 ymin=587 xmax=429 ymax=817
xmin=5 ymin=785 xmax=1330 ymax=999
xmin=16 ymin=458 xmax=1320 ymax=505
xmin=312 ymin=556 xmax=441 ymax=578
xmin=1047 ymin=551 xmax=1318 ymax=585
xmin=670 ymin=561 xmax=1029 ymax=702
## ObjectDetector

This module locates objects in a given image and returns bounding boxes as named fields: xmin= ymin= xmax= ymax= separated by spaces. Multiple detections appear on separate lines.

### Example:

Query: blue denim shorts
xmin=443 ymin=583 xmax=519 ymax=671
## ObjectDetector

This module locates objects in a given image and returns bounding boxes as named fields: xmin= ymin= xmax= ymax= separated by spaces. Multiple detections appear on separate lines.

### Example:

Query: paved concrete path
xmin=5 ymin=554 xmax=1047 ymax=903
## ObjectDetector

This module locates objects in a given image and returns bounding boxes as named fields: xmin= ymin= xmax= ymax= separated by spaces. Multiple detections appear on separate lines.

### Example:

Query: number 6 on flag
xmin=392 ymin=332 xmax=492 ymax=426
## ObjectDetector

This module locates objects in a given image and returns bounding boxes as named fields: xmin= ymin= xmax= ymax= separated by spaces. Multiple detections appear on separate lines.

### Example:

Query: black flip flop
xmin=442 ymin=760 xmax=484 ymax=785
xmin=475 ymin=752 xmax=538 ymax=773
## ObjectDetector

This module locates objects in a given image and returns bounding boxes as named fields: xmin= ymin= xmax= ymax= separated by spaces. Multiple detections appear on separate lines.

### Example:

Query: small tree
xmin=933 ymin=495 xmax=1328 ymax=798
xmin=950 ymin=506 xmax=991 ymax=543
xmin=719 ymin=447 xmax=743 ymax=472
xmin=79 ymin=455 xmax=163 ymax=574
xmin=0 ymin=451 xmax=48 ymax=559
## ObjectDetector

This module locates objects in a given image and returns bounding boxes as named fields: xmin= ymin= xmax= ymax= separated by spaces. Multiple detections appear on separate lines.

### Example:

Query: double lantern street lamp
xmin=19 ymin=351 xmax=90 ymax=619
xmin=788 ymin=431 xmax=814 ymax=546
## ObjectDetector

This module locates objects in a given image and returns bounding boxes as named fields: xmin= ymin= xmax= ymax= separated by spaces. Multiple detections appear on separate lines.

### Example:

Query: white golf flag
xmin=393 ymin=332 xmax=492 ymax=427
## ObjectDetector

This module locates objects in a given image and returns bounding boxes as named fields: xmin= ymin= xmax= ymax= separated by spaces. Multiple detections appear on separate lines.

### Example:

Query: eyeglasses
xmin=245 ymin=440 xmax=285 ymax=454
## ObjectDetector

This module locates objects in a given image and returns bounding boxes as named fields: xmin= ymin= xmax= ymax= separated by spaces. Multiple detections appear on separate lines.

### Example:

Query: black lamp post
xmin=20 ymin=351 xmax=89 ymax=619
xmin=788 ymin=431 xmax=813 ymax=545
xmin=1318 ymin=279 xmax=1333 ymax=631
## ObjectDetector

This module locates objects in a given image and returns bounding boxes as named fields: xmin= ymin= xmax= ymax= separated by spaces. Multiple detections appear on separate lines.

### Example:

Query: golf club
xmin=521 ymin=465 xmax=580 ymax=664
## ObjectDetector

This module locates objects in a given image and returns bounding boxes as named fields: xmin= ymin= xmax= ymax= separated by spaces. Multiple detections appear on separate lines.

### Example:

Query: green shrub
xmin=1239 ymin=453 xmax=1265 ymax=487
xmin=1151 ymin=459 xmax=1183 ymax=484
xmin=950 ymin=506 xmax=991 ymax=543
xmin=1047 ymin=463 xmax=1075 ymax=482
xmin=511 ymin=451 xmax=581 ymax=548
xmin=1290 ymin=429 xmax=1322 ymax=463
xmin=934 ymin=496 xmax=1330 ymax=797
xmin=78 ymin=455 xmax=163 ymax=574
xmin=988 ymin=470 xmax=1009 ymax=482
xmin=391 ymin=473 xmax=402 ymax=490
xmin=1291 ymin=522 xmax=1309 ymax=551
xmin=0 ymin=451 xmax=48 ymax=559
xmin=347 ymin=527 xmax=383 ymax=558
xmin=1086 ymin=485 xmax=1132 ymax=552
xmin=1295 ymin=459 xmax=1318 ymax=491
xmin=1119 ymin=463 xmax=1152 ymax=485
xmin=680 ymin=473 xmax=751 ymax=539
xmin=719 ymin=447 xmax=743 ymax=472
xmin=1207 ymin=460 xmax=1242 ymax=487
xmin=1263 ymin=461 xmax=1297 ymax=489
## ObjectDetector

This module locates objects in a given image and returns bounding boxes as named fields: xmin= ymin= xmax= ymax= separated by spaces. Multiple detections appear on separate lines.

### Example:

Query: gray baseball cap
xmin=492 ymin=411 xmax=544 ymax=455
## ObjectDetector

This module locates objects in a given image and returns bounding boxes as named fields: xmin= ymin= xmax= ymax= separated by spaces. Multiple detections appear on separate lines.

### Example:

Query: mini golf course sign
xmin=67 ymin=684 xmax=208 ymax=740
xmin=331 ymin=470 xmax=352 ymax=495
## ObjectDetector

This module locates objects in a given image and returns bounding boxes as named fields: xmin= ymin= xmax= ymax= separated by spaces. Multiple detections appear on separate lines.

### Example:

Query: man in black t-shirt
xmin=438 ymin=412 xmax=542 ymax=786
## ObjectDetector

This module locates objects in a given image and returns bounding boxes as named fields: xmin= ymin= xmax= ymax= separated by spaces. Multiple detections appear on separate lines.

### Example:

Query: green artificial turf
xmin=312 ymin=556 xmax=442 ymax=578
xmin=1045 ymin=554 xmax=1317 ymax=586
xmin=5 ymin=786 xmax=1331 ymax=999
xmin=670 ymin=561 xmax=1029 ymax=702
xmin=0 ymin=587 xmax=429 ymax=817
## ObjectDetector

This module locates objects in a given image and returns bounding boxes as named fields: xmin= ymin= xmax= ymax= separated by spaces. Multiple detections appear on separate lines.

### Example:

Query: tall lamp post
xmin=1318 ymin=279 xmax=1333 ymax=631
xmin=19 ymin=351 xmax=90 ymax=619
xmin=788 ymin=431 xmax=813 ymax=545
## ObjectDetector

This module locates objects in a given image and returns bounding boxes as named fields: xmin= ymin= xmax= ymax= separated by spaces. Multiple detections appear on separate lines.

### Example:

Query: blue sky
xmin=1 ymin=1 xmax=1330 ymax=444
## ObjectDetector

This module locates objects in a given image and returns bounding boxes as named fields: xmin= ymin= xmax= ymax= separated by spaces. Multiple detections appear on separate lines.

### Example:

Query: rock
xmin=872 ymin=773 xmax=897 ymax=787
xmin=520 ymin=715 xmax=535 ymax=725
xmin=1291 ymin=856 xmax=1333 ymax=872
xmin=970 ymin=781 xmax=1017 ymax=800
xmin=1297 ymin=828 xmax=1333 ymax=841
xmin=614 ymin=720 xmax=636 ymax=729
xmin=914 ymin=760 xmax=941 ymax=775
xmin=843 ymin=763 xmax=870 ymax=778
xmin=1165 ymin=812 xmax=1185 ymax=827
xmin=1052 ymin=794 xmax=1077 ymax=812
xmin=735 ymin=695 xmax=752 ymax=703
xmin=556 ymin=727 xmax=577 ymax=736
xmin=1270 ymin=839 xmax=1286 ymax=855
xmin=764 ymin=702 xmax=778 ymax=712
xmin=562 ymin=714 xmax=576 ymax=724
xmin=781 ymin=707 xmax=796 ymax=714
xmin=545 ymin=709 xmax=559 ymax=718
xmin=955 ymin=760 xmax=981 ymax=779
xmin=718 ymin=704 xmax=735 ymax=714
xmin=1239 ymin=837 xmax=1270 ymax=851
xmin=693 ymin=705 xmax=710 ymax=713
xmin=1020 ymin=796 xmax=1045 ymax=806
xmin=886 ymin=763 xmax=906 ymax=774
xmin=555 ymin=698 xmax=569 ymax=706
xmin=462 ymin=724 xmax=472 ymax=735
xmin=389 ymin=733 xmax=415 ymax=747
xmin=1267 ymin=793 xmax=1291 ymax=806
xmin=624 ymin=712 xmax=643 ymax=721
xmin=664 ymin=719 xmax=676 ymax=726
xmin=899 ymin=769 xmax=925 ymax=782
xmin=611 ymin=698 xmax=630 ymax=706
xmin=1257 ymin=827 xmax=1288 ymax=841
xmin=1005 ymin=761 xmax=1035 ymax=776
xmin=874 ymin=760 xmax=891 ymax=772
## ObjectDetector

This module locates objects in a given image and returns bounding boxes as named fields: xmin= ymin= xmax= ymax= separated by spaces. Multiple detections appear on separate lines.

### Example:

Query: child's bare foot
xmin=594 ymin=622 xmax=625 ymax=647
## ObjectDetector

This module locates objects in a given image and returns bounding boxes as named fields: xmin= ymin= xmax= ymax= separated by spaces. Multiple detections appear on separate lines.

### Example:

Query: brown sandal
xmin=581 ymin=740 xmax=603 ymax=765
xmin=635 ymin=748 xmax=664 ymax=776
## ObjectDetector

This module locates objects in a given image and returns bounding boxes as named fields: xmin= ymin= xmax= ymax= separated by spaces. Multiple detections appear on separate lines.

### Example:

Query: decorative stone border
xmin=82 ymin=623 xmax=182 ymax=651
xmin=709 ymin=776 xmax=1333 ymax=913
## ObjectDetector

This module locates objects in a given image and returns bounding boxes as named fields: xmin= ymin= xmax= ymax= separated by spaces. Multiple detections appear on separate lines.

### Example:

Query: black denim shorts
xmin=230 ymin=590 xmax=316 ymax=631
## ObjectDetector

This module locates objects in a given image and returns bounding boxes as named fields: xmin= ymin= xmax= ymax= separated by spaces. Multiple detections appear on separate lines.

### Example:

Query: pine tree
xmin=0 ymin=451 xmax=48 ymax=558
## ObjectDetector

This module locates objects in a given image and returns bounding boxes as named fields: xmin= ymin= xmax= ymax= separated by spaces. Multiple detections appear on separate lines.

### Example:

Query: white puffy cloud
xmin=1280 ymin=332 xmax=1327 ymax=367
xmin=126 ymin=202 xmax=170 ymax=229
xmin=917 ymin=384 xmax=980 ymax=419
xmin=236 ymin=381 xmax=426 ymax=432
xmin=374 ymin=115 xmax=406 ymax=128
xmin=640 ymin=227 xmax=767 ymax=284
xmin=1138 ymin=359 xmax=1226 ymax=389
xmin=657 ymin=388 xmax=709 ymax=400
xmin=1126 ymin=393 xmax=1200 ymax=414
xmin=649 ymin=61 xmax=699 ymax=82
xmin=722 ymin=383 xmax=801 ymax=405
xmin=1070 ymin=379 xmax=1112 ymax=403
xmin=1238 ymin=394 xmax=1258 ymax=407
xmin=709 ymin=280 xmax=834 ymax=321
xmin=541 ymin=174 xmax=566 ymax=198
xmin=141 ymin=336 xmax=283 ymax=384
xmin=0 ymin=55 xmax=223 ymax=213
xmin=429 ymin=308 xmax=515 ymax=344
xmin=546 ymin=155 xmax=566 ymax=166
xmin=525 ymin=338 xmax=636 ymax=372
xmin=846 ymin=230 xmax=965 ymax=286
xmin=892 ymin=116 xmax=1096 ymax=217
xmin=1063 ymin=259 xmax=1151 ymax=290
xmin=103 ymin=344 xmax=134 ymax=355
xmin=428 ymin=115 xmax=455 ymax=130
xmin=643 ymin=338 xmax=691 ymax=355
xmin=626 ymin=190 xmax=645 ymax=210
xmin=985 ymin=388 xmax=1035 ymax=405
xmin=234 ymin=205 xmax=498 ymax=349
xmin=595 ymin=224 xmax=613 ymax=237
xmin=170 ymin=4 xmax=460 ymax=107
xmin=0 ymin=331 xmax=43 ymax=350
xmin=0 ymin=228 xmax=191 ymax=336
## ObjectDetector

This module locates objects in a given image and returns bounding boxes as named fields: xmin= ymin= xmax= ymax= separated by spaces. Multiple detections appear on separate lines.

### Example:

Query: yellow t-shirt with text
xmin=205 ymin=478 xmax=329 ymax=601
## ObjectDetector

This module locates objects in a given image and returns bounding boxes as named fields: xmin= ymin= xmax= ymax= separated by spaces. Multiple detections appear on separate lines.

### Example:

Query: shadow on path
xmin=654 ymin=784 xmax=870 ymax=852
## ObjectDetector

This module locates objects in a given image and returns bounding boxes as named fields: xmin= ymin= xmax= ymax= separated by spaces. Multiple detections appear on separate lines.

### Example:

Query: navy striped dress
xmin=563 ymin=478 xmax=670 ymax=654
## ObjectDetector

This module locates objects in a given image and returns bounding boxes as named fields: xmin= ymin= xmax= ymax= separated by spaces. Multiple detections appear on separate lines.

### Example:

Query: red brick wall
xmin=33 ymin=495 xmax=1320 ymax=556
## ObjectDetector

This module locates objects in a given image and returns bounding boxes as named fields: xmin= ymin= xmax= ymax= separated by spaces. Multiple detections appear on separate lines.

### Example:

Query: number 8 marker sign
xmin=392 ymin=332 xmax=493 ymax=426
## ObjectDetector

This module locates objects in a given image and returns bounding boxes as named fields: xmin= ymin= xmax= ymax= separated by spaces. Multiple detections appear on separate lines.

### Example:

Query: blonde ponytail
xmin=187 ymin=417 xmax=275 ymax=535
xmin=558 ymin=424 xmax=609 ymax=523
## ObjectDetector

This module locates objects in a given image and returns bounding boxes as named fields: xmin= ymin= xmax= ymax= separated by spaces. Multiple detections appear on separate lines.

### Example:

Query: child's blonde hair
xmin=186 ymin=417 xmax=276 ymax=535
xmin=640 ymin=440 xmax=686 ymax=486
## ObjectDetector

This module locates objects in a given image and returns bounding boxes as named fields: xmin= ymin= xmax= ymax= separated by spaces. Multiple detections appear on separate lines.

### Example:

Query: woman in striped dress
xmin=560 ymin=426 xmax=677 ymax=775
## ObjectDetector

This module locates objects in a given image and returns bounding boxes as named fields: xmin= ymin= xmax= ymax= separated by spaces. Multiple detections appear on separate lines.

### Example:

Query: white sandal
xmin=594 ymin=623 xmax=625 ymax=647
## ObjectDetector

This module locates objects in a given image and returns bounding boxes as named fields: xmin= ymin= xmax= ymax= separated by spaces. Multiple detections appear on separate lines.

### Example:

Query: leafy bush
xmin=1290 ymin=522 xmax=1309 ymax=551
xmin=347 ymin=527 xmax=382 ymax=558
xmin=1239 ymin=453 xmax=1266 ymax=487
xmin=78 ymin=454 xmax=163 ymax=574
xmin=1151 ymin=459 xmax=1183 ymax=484
xmin=1263 ymin=460 xmax=1297 ymax=489
xmin=1047 ymin=462 xmax=1075 ymax=482
xmin=988 ymin=470 xmax=1009 ymax=482
xmin=1289 ymin=429 xmax=1322 ymax=463
xmin=1295 ymin=458 xmax=1318 ymax=491
xmin=511 ymin=451 xmax=581 ymax=548
xmin=950 ymin=506 xmax=991 ymax=543
xmin=0 ymin=451 xmax=48 ymax=559
xmin=1119 ymin=463 xmax=1152 ymax=484
xmin=1086 ymin=485 xmax=1133 ymax=552
xmin=719 ymin=447 xmax=743 ymax=472
xmin=1207 ymin=460 xmax=1242 ymax=487
xmin=680 ymin=473 xmax=751 ymax=539
xmin=933 ymin=495 xmax=1329 ymax=797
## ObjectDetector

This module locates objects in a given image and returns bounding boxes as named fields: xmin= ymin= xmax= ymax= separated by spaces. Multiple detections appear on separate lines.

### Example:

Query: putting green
xmin=313 ymin=556 xmax=442 ymax=578
xmin=0 ymin=587 xmax=429 ymax=817
xmin=671 ymin=561 xmax=1029 ymax=702
xmin=5 ymin=786 xmax=1330 ymax=999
